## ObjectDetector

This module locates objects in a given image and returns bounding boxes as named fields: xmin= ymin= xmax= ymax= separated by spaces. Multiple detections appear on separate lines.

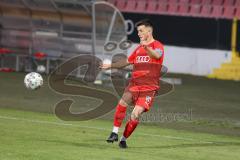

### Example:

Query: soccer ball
xmin=24 ymin=72 xmax=43 ymax=90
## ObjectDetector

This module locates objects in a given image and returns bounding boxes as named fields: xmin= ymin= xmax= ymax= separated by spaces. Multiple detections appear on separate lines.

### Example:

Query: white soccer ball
xmin=24 ymin=72 xmax=43 ymax=90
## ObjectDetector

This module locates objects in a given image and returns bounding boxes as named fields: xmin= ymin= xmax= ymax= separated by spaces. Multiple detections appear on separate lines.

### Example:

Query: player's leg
xmin=119 ymin=105 xmax=145 ymax=148
xmin=113 ymin=91 xmax=133 ymax=132
xmin=119 ymin=90 xmax=157 ymax=148
xmin=106 ymin=91 xmax=133 ymax=143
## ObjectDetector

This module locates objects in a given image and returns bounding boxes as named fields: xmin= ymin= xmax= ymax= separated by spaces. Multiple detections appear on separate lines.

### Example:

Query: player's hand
xmin=99 ymin=63 xmax=111 ymax=70
xmin=140 ymin=40 xmax=148 ymax=48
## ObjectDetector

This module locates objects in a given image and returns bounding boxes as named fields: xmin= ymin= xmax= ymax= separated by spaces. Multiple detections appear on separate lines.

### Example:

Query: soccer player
xmin=100 ymin=19 xmax=164 ymax=148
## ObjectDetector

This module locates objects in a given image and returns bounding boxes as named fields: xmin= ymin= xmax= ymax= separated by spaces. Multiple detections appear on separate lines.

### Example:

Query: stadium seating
xmin=135 ymin=0 xmax=147 ymax=12
xmin=212 ymin=0 xmax=224 ymax=6
xmin=158 ymin=0 xmax=169 ymax=3
xmin=201 ymin=0 xmax=213 ymax=5
xmin=223 ymin=6 xmax=236 ymax=19
xmin=168 ymin=3 xmax=179 ymax=15
xmin=106 ymin=0 xmax=116 ymax=6
xmin=190 ymin=0 xmax=202 ymax=5
xmin=168 ymin=0 xmax=179 ymax=3
xmin=145 ymin=0 xmax=158 ymax=14
xmin=236 ymin=7 xmax=240 ymax=18
xmin=179 ymin=0 xmax=190 ymax=3
xmin=201 ymin=5 xmax=212 ymax=17
xmin=124 ymin=0 xmax=137 ymax=12
xmin=156 ymin=2 xmax=169 ymax=14
xmin=236 ymin=0 xmax=240 ymax=5
xmin=178 ymin=4 xmax=190 ymax=16
xmin=223 ymin=0 xmax=235 ymax=6
xmin=105 ymin=0 xmax=240 ymax=20
xmin=211 ymin=5 xmax=223 ymax=18
xmin=115 ymin=0 xmax=126 ymax=11
xmin=189 ymin=4 xmax=202 ymax=16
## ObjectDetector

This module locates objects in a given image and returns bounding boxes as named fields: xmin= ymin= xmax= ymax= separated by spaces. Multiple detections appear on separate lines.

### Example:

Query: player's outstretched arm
xmin=100 ymin=58 xmax=130 ymax=70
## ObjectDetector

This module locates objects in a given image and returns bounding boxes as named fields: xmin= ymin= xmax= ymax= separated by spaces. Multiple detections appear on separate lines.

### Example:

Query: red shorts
xmin=125 ymin=86 xmax=157 ymax=112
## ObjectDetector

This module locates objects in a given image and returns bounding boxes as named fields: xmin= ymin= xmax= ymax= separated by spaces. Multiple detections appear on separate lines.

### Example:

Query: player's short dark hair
xmin=135 ymin=19 xmax=154 ymax=29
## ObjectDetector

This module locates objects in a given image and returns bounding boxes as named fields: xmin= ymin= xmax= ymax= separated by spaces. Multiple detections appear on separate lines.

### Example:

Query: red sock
xmin=123 ymin=119 xmax=139 ymax=138
xmin=113 ymin=104 xmax=127 ymax=127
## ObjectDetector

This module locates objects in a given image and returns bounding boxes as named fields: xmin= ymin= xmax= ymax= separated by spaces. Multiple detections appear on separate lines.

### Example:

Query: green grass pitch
xmin=0 ymin=72 xmax=240 ymax=160
xmin=0 ymin=108 xmax=240 ymax=160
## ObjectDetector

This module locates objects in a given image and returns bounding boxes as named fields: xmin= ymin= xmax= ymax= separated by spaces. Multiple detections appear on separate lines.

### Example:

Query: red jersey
xmin=127 ymin=40 xmax=164 ymax=92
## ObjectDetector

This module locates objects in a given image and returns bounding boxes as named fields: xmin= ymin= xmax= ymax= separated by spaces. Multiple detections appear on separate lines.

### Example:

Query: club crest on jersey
xmin=155 ymin=48 xmax=163 ymax=57
xmin=145 ymin=96 xmax=152 ymax=104
xmin=136 ymin=56 xmax=150 ymax=63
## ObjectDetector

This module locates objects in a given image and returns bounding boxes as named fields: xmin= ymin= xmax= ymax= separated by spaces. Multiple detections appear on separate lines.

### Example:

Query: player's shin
xmin=122 ymin=119 xmax=139 ymax=139
xmin=113 ymin=104 xmax=127 ymax=133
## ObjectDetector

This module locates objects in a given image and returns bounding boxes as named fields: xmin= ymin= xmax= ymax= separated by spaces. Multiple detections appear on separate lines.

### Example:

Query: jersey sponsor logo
xmin=136 ymin=56 xmax=150 ymax=63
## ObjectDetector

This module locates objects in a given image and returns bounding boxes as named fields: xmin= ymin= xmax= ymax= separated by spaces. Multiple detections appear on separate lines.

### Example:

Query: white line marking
xmin=0 ymin=115 xmax=226 ymax=144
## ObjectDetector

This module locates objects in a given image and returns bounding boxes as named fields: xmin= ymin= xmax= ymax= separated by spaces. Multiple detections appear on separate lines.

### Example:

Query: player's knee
xmin=119 ymin=98 xmax=129 ymax=107
xmin=131 ymin=112 xmax=140 ymax=120
xmin=131 ymin=106 xmax=145 ymax=120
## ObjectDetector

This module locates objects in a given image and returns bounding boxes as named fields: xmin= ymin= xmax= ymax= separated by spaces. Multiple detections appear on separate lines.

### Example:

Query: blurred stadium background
xmin=0 ymin=0 xmax=240 ymax=160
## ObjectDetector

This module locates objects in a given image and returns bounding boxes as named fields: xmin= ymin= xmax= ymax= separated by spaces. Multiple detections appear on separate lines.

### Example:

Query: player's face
xmin=137 ymin=25 xmax=151 ymax=41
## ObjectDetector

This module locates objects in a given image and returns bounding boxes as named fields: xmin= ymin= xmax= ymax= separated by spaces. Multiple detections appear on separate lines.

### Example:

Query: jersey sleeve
xmin=153 ymin=41 xmax=164 ymax=58
xmin=128 ymin=46 xmax=139 ymax=64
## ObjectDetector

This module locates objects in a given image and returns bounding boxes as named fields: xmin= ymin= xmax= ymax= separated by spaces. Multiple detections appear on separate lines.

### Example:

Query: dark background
xmin=123 ymin=13 xmax=233 ymax=50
